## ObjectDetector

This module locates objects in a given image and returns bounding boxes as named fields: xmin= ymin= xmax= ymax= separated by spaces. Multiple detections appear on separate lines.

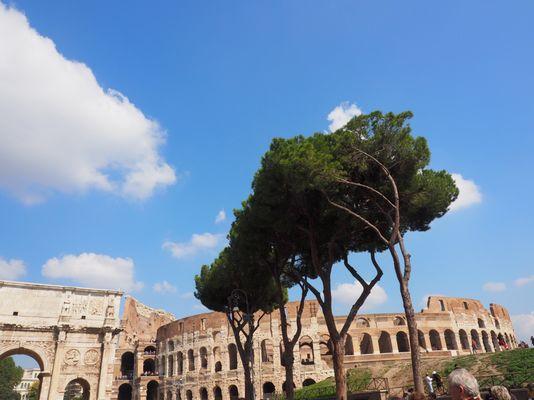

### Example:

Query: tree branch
xmin=343 ymin=254 xmax=368 ymax=290
xmin=336 ymin=177 xmax=396 ymax=209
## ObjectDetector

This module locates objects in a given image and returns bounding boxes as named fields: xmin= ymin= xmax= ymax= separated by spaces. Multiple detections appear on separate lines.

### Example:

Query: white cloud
xmin=449 ymin=174 xmax=482 ymax=212
xmin=153 ymin=281 xmax=177 ymax=294
xmin=511 ymin=312 xmax=534 ymax=342
xmin=332 ymin=281 xmax=387 ymax=311
xmin=482 ymin=282 xmax=506 ymax=292
xmin=162 ymin=233 xmax=224 ymax=259
xmin=215 ymin=210 xmax=226 ymax=224
xmin=180 ymin=291 xmax=195 ymax=299
xmin=0 ymin=257 xmax=26 ymax=280
xmin=327 ymin=102 xmax=363 ymax=132
xmin=41 ymin=252 xmax=143 ymax=292
xmin=515 ymin=275 xmax=534 ymax=287
xmin=0 ymin=4 xmax=176 ymax=204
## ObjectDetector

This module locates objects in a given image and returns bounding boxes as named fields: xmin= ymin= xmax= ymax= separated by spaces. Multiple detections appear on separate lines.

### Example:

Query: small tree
xmin=0 ymin=357 xmax=23 ymax=400
xmin=195 ymin=246 xmax=281 ymax=400
xmin=324 ymin=111 xmax=458 ymax=393
xmin=28 ymin=381 xmax=40 ymax=400
xmin=231 ymin=199 xmax=308 ymax=400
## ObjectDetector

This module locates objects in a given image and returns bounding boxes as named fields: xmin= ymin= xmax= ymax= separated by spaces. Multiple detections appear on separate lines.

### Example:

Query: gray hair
xmin=490 ymin=386 xmax=511 ymax=400
xmin=448 ymin=368 xmax=480 ymax=397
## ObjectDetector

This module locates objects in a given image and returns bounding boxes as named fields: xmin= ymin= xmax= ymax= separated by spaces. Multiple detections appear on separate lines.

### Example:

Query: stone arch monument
xmin=0 ymin=280 xmax=122 ymax=400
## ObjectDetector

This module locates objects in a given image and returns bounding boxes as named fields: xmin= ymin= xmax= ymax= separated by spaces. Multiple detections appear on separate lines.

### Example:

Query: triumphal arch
xmin=0 ymin=280 xmax=122 ymax=400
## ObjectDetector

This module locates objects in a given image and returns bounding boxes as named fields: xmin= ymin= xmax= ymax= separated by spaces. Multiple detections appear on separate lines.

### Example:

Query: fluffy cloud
xmin=0 ymin=4 xmax=176 ymax=204
xmin=42 ymin=253 xmax=143 ymax=292
xmin=449 ymin=174 xmax=482 ymax=212
xmin=153 ymin=281 xmax=177 ymax=294
xmin=215 ymin=210 xmax=227 ymax=224
xmin=0 ymin=257 xmax=26 ymax=280
xmin=515 ymin=275 xmax=534 ymax=287
xmin=332 ymin=281 xmax=387 ymax=311
xmin=327 ymin=102 xmax=363 ymax=132
xmin=511 ymin=312 xmax=534 ymax=342
xmin=180 ymin=291 xmax=195 ymax=299
xmin=482 ymin=282 xmax=506 ymax=292
xmin=162 ymin=233 xmax=224 ymax=259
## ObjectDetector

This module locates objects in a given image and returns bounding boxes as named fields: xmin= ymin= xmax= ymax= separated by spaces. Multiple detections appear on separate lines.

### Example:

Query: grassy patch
xmin=292 ymin=368 xmax=372 ymax=400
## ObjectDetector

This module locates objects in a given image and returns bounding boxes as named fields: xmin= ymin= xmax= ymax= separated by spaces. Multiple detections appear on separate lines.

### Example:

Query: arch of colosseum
xmin=0 ymin=280 xmax=122 ymax=400
xmin=0 ymin=280 xmax=518 ymax=400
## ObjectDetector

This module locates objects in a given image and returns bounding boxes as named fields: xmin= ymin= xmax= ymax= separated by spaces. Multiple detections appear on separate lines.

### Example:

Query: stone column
xmin=353 ymin=334 xmax=361 ymax=356
xmin=47 ymin=329 xmax=67 ymax=399
xmin=371 ymin=335 xmax=380 ymax=354
xmin=423 ymin=332 xmax=431 ymax=351
xmin=439 ymin=331 xmax=447 ymax=351
xmin=391 ymin=334 xmax=399 ymax=353
xmin=208 ymin=347 xmax=214 ymax=373
xmin=97 ymin=331 xmax=114 ymax=400
xmin=38 ymin=372 xmax=52 ymax=400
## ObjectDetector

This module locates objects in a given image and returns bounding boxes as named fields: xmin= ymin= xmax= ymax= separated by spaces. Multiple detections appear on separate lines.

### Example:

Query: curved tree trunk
xmin=399 ymin=279 xmax=424 ymax=394
xmin=332 ymin=337 xmax=347 ymax=400
xmin=282 ymin=351 xmax=296 ymax=400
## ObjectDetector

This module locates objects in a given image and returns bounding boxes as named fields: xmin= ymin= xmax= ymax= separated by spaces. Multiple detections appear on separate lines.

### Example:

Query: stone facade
xmin=0 ymin=280 xmax=518 ymax=400
xmin=0 ymin=280 xmax=122 ymax=400
xmin=117 ymin=296 xmax=517 ymax=400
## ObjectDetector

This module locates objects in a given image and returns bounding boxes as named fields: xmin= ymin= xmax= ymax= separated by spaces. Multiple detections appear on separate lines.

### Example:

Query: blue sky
xmin=0 ymin=0 xmax=533 ymax=351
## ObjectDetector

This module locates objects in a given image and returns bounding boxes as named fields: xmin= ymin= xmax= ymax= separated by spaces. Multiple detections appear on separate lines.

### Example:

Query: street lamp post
xmin=228 ymin=288 xmax=256 ymax=400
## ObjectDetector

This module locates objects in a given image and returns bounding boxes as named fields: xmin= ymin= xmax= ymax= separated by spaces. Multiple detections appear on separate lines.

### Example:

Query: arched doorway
xmin=459 ymin=330 xmax=469 ymax=350
xmin=477 ymin=318 xmax=485 ymax=329
xmin=144 ymin=346 xmax=156 ymax=355
xmin=418 ymin=330 xmax=427 ymax=350
xmin=378 ymin=331 xmax=392 ymax=353
xmin=393 ymin=316 xmax=406 ymax=326
xmin=429 ymin=330 xmax=442 ymax=350
xmin=187 ymin=349 xmax=195 ymax=371
xmin=228 ymin=344 xmax=238 ymax=370
xmin=200 ymin=387 xmax=208 ymax=400
xmin=186 ymin=390 xmax=193 ymax=400
xmin=299 ymin=336 xmax=314 ymax=364
xmin=491 ymin=331 xmax=500 ymax=351
xmin=282 ymin=381 xmax=296 ymax=394
xmin=319 ymin=335 xmax=333 ymax=359
xmin=471 ymin=330 xmax=481 ymax=351
xmin=214 ymin=386 xmax=223 ymax=400
xmin=303 ymin=378 xmax=316 ymax=387
xmin=0 ymin=348 xmax=45 ymax=400
xmin=261 ymin=339 xmax=274 ymax=363
xmin=444 ymin=330 xmax=458 ymax=350
xmin=359 ymin=333 xmax=373 ymax=354
xmin=482 ymin=331 xmax=492 ymax=352
xmin=143 ymin=358 xmax=156 ymax=375
xmin=344 ymin=334 xmax=354 ymax=355
xmin=146 ymin=381 xmax=159 ymax=400
xmin=63 ymin=378 xmax=90 ymax=400
xmin=121 ymin=352 xmax=134 ymax=378
xmin=229 ymin=385 xmax=239 ymax=400
xmin=177 ymin=352 xmax=184 ymax=375
xmin=200 ymin=347 xmax=208 ymax=369
xmin=118 ymin=383 xmax=132 ymax=400
xmin=396 ymin=331 xmax=409 ymax=352
xmin=263 ymin=382 xmax=276 ymax=399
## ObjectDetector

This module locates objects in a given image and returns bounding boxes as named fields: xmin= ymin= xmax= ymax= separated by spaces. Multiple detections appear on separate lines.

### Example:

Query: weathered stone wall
xmin=147 ymin=296 xmax=517 ymax=400
xmin=0 ymin=280 xmax=122 ymax=400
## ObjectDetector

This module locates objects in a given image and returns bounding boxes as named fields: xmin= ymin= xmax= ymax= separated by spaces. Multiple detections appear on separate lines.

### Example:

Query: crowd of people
xmin=397 ymin=367 xmax=533 ymax=400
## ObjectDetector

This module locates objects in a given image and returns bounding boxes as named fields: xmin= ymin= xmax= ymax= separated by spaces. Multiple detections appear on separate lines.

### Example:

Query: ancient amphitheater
xmin=0 ymin=280 xmax=518 ymax=400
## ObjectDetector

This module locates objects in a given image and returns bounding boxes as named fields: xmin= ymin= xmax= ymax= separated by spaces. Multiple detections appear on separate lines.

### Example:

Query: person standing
xmin=471 ymin=338 xmax=478 ymax=354
xmin=425 ymin=374 xmax=434 ymax=394
xmin=530 ymin=336 xmax=534 ymax=347
xmin=433 ymin=371 xmax=444 ymax=393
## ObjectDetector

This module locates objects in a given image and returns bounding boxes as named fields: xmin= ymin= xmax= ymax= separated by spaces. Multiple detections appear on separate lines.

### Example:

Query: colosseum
xmin=0 ymin=280 xmax=519 ymax=400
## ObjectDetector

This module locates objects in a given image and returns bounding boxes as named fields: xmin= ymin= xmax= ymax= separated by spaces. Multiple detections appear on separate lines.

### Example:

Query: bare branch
xmin=343 ymin=254 xmax=368 ymax=290
xmin=336 ymin=177 xmax=396 ymax=209
xmin=324 ymin=194 xmax=389 ymax=244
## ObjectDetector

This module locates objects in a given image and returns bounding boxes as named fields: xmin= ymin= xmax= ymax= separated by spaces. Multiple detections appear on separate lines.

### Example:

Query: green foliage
xmin=291 ymin=368 xmax=373 ymax=400
xmin=194 ymin=246 xmax=280 ymax=314
xmin=441 ymin=349 xmax=534 ymax=389
xmin=28 ymin=381 xmax=40 ymax=400
xmin=489 ymin=348 xmax=534 ymax=387
xmin=0 ymin=357 xmax=24 ymax=400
